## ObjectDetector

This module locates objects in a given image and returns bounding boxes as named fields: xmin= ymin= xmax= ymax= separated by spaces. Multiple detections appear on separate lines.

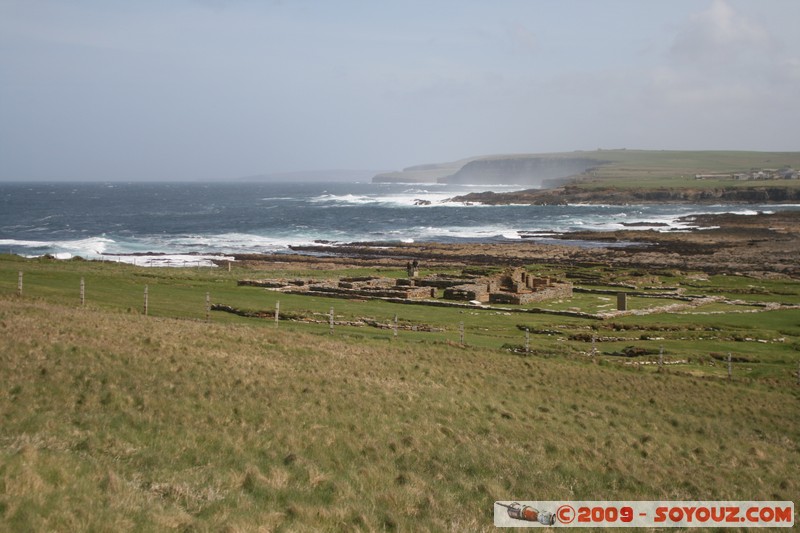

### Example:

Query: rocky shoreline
xmin=220 ymin=211 xmax=800 ymax=279
xmin=448 ymin=185 xmax=800 ymax=205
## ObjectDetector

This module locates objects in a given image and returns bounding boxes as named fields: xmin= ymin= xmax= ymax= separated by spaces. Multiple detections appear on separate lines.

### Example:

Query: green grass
xmin=2 ymin=254 xmax=799 ymax=383
xmin=383 ymin=149 xmax=800 ymax=188
xmin=1 ymin=295 xmax=798 ymax=531
xmin=571 ymin=149 xmax=800 ymax=188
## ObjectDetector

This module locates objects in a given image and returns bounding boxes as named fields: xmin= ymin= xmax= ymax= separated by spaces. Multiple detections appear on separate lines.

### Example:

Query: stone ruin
xmin=238 ymin=266 xmax=572 ymax=305
xmin=239 ymin=276 xmax=435 ymax=300
xmin=439 ymin=267 xmax=572 ymax=304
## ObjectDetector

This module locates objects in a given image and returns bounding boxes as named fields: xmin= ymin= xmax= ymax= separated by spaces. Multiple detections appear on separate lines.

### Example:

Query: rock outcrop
xmin=450 ymin=185 xmax=800 ymax=205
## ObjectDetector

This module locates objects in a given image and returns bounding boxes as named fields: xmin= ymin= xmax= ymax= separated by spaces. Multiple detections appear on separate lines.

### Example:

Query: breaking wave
xmin=2 ymin=181 xmax=798 ymax=266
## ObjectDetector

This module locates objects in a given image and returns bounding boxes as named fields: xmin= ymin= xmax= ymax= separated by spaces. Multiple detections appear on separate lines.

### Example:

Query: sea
xmin=2 ymin=181 xmax=798 ymax=267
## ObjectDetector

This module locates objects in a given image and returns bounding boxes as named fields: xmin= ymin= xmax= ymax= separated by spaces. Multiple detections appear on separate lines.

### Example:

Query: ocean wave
xmin=308 ymin=185 xmax=523 ymax=208
xmin=100 ymin=254 xmax=235 ymax=268
xmin=4 ymin=183 xmax=800 ymax=266
xmin=0 ymin=236 xmax=116 ymax=256
xmin=309 ymin=192 xmax=457 ymax=207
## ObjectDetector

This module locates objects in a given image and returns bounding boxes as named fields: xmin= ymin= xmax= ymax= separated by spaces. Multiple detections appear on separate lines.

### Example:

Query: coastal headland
xmin=373 ymin=149 xmax=800 ymax=190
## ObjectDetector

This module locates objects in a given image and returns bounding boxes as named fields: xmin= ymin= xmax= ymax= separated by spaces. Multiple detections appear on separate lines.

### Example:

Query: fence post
xmin=393 ymin=314 xmax=398 ymax=338
xmin=275 ymin=301 xmax=280 ymax=328
xmin=329 ymin=307 xmax=334 ymax=335
xmin=658 ymin=345 xmax=664 ymax=371
xmin=80 ymin=277 xmax=85 ymax=306
xmin=525 ymin=328 xmax=530 ymax=353
xmin=727 ymin=353 xmax=732 ymax=381
xmin=459 ymin=321 xmax=464 ymax=346
xmin=144 ymin=285 xmax=149 ymax=316
xmin=206 ymin=292 xmax=211 ymax=322
xmin=17 ymin=271 xmax=23 ymax=296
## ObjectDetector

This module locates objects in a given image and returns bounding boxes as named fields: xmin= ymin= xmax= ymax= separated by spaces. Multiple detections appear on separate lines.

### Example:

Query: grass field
xmin=1 ymin=255 xmax=799 ymax=530
xmin=378 ymin=149 xmax=800 ymax=190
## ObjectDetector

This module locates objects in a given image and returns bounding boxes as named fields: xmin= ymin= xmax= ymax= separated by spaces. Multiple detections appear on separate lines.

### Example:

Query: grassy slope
xmin=2 ymin=255 xmax=800 ymax=380
xmin=2 ymin=297 xmax=798 ymax=532
xmin=376 ymin=149 xmax=800 ymax=189
xmin=1 ymin=257 xmax=799 ymax=530
xmin=572 ymin=150 xmax=800 ymax=189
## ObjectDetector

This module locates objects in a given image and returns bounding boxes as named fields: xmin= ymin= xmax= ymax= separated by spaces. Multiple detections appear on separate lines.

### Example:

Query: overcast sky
xmin=1 ymin=0 xmax=799 ymax=181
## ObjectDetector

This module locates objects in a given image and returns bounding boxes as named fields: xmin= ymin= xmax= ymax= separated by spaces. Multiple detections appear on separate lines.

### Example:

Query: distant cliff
xmin=442 ymin=156 xmax=602 ymax=186
xmin=449 ymin=185 xmax=800 ymax=205
xmin=373 ymin=154 xmax=601 ymax=185
xmin=372 ymin=159 xmax=469 ymax=183
xmin=373 ymin=149 xmax=800 ymax=187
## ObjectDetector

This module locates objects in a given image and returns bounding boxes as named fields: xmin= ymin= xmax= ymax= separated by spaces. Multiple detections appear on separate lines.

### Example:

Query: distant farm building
xmin=696 ymin=168 xmax=798 ymax=181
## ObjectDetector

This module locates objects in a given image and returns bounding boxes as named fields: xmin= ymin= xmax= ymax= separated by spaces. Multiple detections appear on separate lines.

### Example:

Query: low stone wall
xmin=238 ymin=279 xmax=319 ymax=288
xmin=308 ymin=285 xmax=433 ymax=300
xmin=414 ymin=279 xmax=474 ymax=289
xmin=339 ymin=277 xmax=395 ymax=289
xmin=443 ymin=284 xmax=490 ymax=302
xmin=489 ymin=283 xmax=573 ymax=305
xmin=238 ymin=279 xmax=287 ymax=288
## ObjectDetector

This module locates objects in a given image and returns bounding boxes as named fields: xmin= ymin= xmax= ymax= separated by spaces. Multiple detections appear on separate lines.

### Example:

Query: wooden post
xmin=17 ymin=271 xmax=23 ymax=296
xmin=205 ymin=292 xmax=211 ymax=322
xmin=393 ymin=314 xmax=398 ymax=338
xmin=617 ymin=292 xmax=627 ymax=311
xmin=591 ymin=334 xmax=597 ymax=358
xmin=658 ymin=345 xmax=664 ymax=371
xmin=275 ymin=301 xmax=280 ymax=328
xmin=525 ymin=328 xmax=530 ymax=353
xmin=459 ymin=321 xmax=464 ymax=346
xmin=80 ymin=277 xmax=85 ymax=306
xmin=329 ymin=307 xmax=334 ymax=335
xmin=727 ymin=353 xmax=732 ymax=381
xmin=144 ymin=285 xmax=149 ymax=316
xmin=227 ymin=261 xmax=232 ymax=273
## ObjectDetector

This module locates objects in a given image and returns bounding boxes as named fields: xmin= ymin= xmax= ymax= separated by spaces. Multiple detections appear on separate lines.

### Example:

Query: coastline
xmin=201 ymin=211 xmax=800 ymax=278
xmin=447 ymin=184 xmax=800 ymax=205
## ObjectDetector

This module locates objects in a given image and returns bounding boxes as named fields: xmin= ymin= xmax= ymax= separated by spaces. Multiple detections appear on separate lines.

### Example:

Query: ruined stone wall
xmin=443 ymin=284 xmax=490 ymax=302
xmin=309 ymin=285 xmax=432 ymax=300
xmin=488 ymin=283 xmax=573 ymax=304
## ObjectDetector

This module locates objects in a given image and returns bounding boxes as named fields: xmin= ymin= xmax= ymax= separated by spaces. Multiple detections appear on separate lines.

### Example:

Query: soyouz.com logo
xmin=493 ymin=501 xmax=794 ymax=528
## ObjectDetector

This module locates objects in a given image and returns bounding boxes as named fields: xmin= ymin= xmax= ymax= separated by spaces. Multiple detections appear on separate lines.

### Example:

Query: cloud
xmin=670 ymin=0 xmax=771 ymax=66
xmin=629 ymin=0 xmax=800 ymax=150
xmin=649 ymin=0 xmax=793 ymax=104
xmin=505 ymin=22 xmax=538 ymax=54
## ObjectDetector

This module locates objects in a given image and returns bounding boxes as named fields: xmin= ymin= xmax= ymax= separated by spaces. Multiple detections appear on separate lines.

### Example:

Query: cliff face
xmin=450 ymin=186 xmax=800 ymax=205
xmin=442 ymin=157 xmax=602 ymax=186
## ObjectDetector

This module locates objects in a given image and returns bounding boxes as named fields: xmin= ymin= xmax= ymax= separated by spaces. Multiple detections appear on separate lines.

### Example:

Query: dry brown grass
xmin=1 ymin=295 xmax=798 ymax=531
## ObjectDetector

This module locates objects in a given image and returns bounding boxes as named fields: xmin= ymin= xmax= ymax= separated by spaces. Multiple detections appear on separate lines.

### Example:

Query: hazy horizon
xmin=2 ymin=0 xmax=799 ymax=182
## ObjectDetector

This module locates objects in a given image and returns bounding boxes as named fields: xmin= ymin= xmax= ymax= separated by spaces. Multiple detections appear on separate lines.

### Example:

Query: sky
xmin=1 ymin=0 xmax=799 ymax=181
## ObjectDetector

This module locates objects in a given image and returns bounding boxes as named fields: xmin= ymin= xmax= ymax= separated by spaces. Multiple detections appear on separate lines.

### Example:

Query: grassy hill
xmin=1 ymin=256 xmax=799 ymax=530
xmin=374 ymin=149 xmax=800 ymax=190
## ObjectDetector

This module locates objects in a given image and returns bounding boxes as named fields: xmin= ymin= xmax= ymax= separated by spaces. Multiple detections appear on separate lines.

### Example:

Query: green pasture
xmin=1 ymin=254 xmax=798 ymax=385
xmin=575 ymin=149 xmax=800 ymax=188
xmin=1 ymin=253 xmax=799 ymax=530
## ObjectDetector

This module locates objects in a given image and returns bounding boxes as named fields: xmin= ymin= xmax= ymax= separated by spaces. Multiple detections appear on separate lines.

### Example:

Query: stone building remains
xmin=239 ymin=266 xmax=572 ymax=305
